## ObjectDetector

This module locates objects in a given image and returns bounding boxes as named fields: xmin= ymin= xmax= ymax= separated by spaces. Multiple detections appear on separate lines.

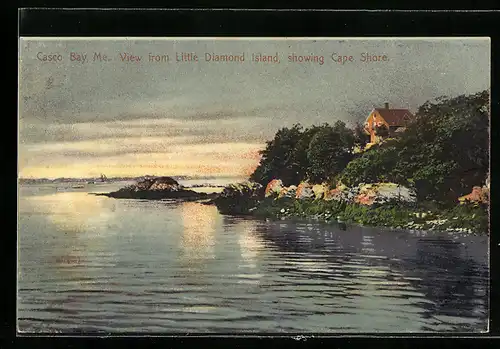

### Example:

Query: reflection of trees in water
xmin=249 ymin=219 xmax=362 ymax=284
xmin=251 ymin=219 xmax=354 ymax=254
xmin=247 ymin=218 xmax=488 ymax=330
xmin=399 ymin=238 xmax=488 ymax=330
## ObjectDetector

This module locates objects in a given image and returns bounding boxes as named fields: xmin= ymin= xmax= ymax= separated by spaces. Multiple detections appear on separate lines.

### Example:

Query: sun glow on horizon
xmin=18 ymin=140 xmax=264 ymax=179
xmin=18 ymin=161 xmax=260 ymax=179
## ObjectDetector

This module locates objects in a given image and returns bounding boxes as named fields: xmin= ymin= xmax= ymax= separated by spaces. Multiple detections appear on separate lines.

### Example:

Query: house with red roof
xmin=363 ymin=103 xmax=415 ymax=144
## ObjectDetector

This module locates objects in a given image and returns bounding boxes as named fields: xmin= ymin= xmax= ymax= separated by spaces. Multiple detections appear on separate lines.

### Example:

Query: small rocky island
xmin=94 ymin=176 xmax=216 ymax=201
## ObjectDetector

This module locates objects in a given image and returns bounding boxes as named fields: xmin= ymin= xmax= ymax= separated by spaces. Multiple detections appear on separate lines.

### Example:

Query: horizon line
xmin=18 ymin=174 xmax=248 ymax=180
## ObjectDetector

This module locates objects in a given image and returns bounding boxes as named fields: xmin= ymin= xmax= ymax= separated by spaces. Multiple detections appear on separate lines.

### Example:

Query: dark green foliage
xmin=212 ymin=182 xmax=264 ymax=215
xmin=439 ymin=203 xmax=489 ymax=233
xmin=290 ymin=124 xmax=331 ymax=183
xmin=340 ymin=90 xmax=490 ymax=203
xmin=250 ymin=121 xmax=356 ymax=186
xmin=340 ymin=142 xmax=400 ymax=186
xmin=249 ymin=124 xmax=304 ymax=186
xmin=242 ymin=198 xmax=487 ymax=234
xmin=306 ymin=121 xmax=356 ymax=183
xmin=407 ymin=90 xmax=490 ymax=202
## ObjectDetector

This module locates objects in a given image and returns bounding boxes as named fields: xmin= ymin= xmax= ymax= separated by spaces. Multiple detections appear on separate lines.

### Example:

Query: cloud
xmin=20 ymin=137 xmax=263 ymax=159
xmin=19 ymin=117 xmax=275 ymax=145
xmin=18 ymin=38 xmax=490 ymax=177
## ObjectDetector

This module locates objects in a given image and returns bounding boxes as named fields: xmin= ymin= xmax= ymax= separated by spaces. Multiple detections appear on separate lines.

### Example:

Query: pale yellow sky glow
xmin=19 ymin=142 xmax=264 ymax=178
xmin=18 ymin=115 xmax=267 ymax=178
xmin=18 ymin=38 xmax=490 ymax=179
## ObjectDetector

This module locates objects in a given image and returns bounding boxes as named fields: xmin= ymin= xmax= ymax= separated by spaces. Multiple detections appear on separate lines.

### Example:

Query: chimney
xmin=384 ymin=102 xmax=389 ymax=109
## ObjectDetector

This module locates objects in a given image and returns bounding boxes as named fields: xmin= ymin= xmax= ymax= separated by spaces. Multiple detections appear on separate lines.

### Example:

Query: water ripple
xmin=18 ymin=191 xmax=489 ymax=333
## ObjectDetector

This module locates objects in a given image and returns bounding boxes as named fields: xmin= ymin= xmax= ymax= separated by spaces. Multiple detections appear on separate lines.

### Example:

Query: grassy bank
xmin=215 ymin=195 xmax=488 ymax=234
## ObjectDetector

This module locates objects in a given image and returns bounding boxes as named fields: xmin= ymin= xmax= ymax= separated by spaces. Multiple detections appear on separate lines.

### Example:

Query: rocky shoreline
xmin=92 ymin=176 xmax=489 ymax=235
xmin=210 ymin=179 xmax=489 ymax=235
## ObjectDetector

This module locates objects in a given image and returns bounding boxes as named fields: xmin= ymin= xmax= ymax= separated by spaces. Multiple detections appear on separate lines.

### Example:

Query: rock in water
xmin=99 ymin=176 xmax=205 ymax=200
xmin=148 ymin=177 xmax=182 ymax=191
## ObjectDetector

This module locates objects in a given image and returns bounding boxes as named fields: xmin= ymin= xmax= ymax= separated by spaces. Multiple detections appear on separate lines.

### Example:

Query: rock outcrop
xmin=295 ymin=182 xmax=314 ymax=199
xmin=262 ymin=180 xmax=416 ymax=205
xmin=278 ymin=185 xmax=297 ymax=198
xmin=354 ymin=183 xmax=417 ymax=205
xmin=96 ymin=176 xmax=208 ymax=200
xmin=148 ymin=177 xmax=182 ymax=191
xmin=312 ymin=183 xmax=329 ymax=200
xmin=354 ymin=184 xmax=376 ymax=205
xmin=324 ymin=184 xmax=354 ymax=202
xmin=321 ymin=182 xmax=417 ymax=205
xmin=458 ymin=186 xmax=489 ymax=205
xmin=265 ymin=179 xmax=284 ymax=198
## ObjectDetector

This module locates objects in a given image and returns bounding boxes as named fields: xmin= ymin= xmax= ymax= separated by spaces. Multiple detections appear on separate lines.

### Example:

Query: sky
xmin=18 ymin=38 xmax=490 ymax=179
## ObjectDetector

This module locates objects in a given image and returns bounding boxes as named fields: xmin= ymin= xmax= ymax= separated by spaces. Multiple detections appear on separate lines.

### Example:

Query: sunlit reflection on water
xmin=179 ymin=202 xmax=218 ymax=267
xmin=236 ymin=220 xmax=265 ymax=268
xmin=20 ymin=192 xmax=118 ymax=235
xmin=18 ymin=191 xmax=119 ymax=286
xmin=17 ymin=185 xmax=489 ymax=333
xmin=233 ymin=220 xmax=266 ymax=285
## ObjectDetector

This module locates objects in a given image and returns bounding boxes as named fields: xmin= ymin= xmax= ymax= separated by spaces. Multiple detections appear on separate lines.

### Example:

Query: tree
xmin=250 ymin=121 xmax=356 ymax=186
xmin=250 ymin=124 xmax=304 ymax=186
xmin=339 ymin=89 xmax=490 ymax=203
xmin=287 ymin=124 xmax=330 ymax=183
xmin=405 ymin=90 xmax=490 ymax=201
xmin=306 ymin=121 xmax=355 ymax=183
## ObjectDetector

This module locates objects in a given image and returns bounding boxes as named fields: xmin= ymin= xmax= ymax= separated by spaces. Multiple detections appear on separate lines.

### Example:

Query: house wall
xmin=364 ymin=111 xmax=389 ymax=143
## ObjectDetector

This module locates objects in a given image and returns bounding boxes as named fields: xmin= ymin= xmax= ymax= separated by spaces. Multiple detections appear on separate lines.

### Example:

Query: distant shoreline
xmin=18 ymin=175 xmax=246 ymax=184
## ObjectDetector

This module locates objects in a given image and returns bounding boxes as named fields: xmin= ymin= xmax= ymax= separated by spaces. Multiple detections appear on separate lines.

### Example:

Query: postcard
xmin=17 ymin=37 xmax=490 ymax=334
